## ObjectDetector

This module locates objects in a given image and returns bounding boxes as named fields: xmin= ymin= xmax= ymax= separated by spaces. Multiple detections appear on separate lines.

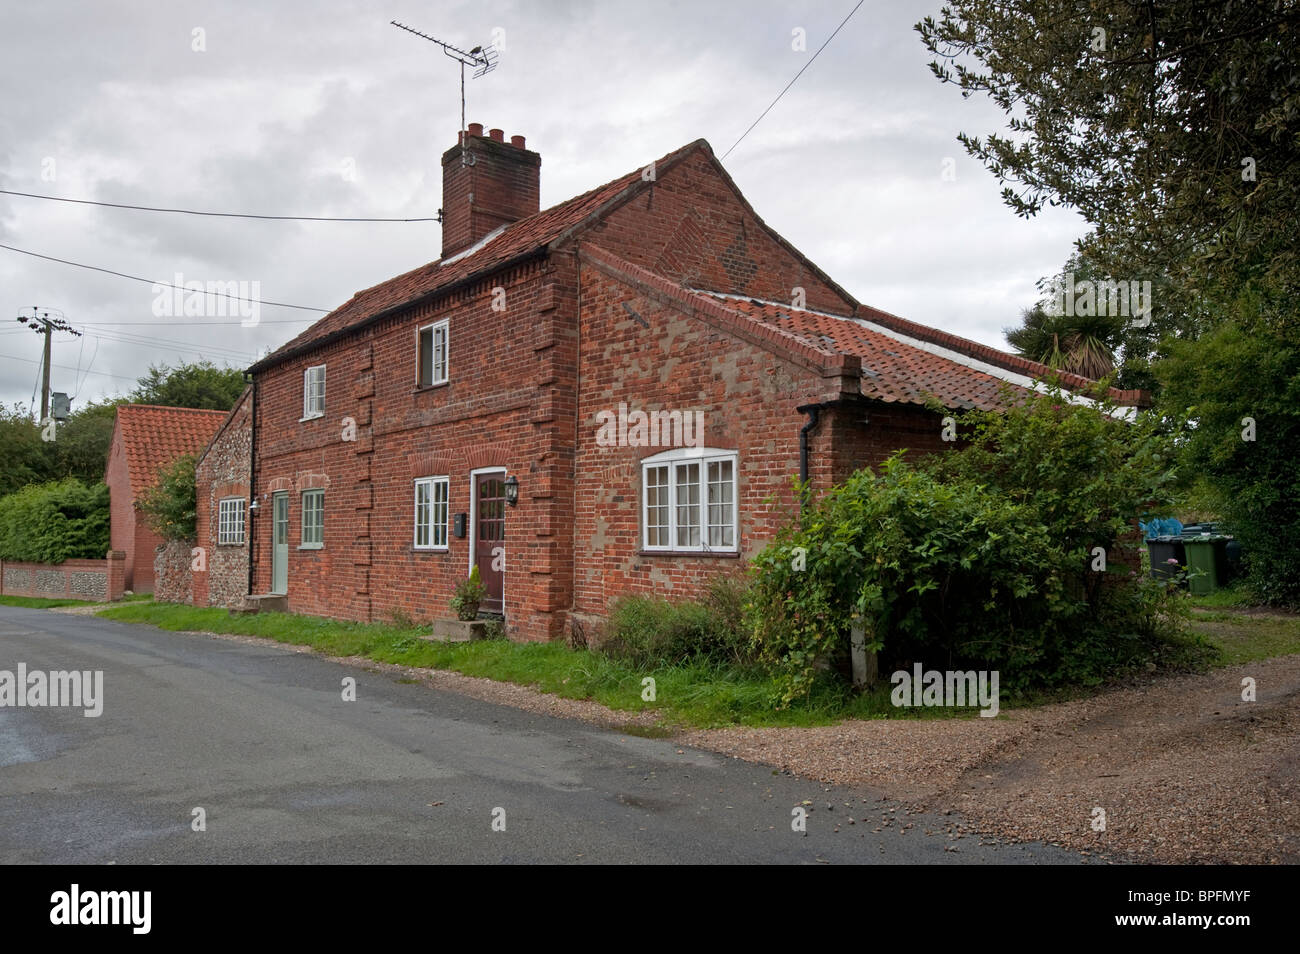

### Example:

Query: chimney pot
xmin=510 ymin=135 xmax=526 ymax=149
xmin=467 ymin=122 xmax=484 ymax=137
xmin=489 ymin=128 xmax=504 ymax=142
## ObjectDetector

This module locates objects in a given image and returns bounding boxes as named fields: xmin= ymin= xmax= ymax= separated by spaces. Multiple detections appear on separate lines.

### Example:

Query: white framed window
xmin=417 ymin=319 xmax=449 ymax=387
xmin=217 ymin=497 xmax=246 ymax=545
xmin=301 ymin=489 xmax=324 ymax=548
xmin=303 ymin=364 xmax=326 ymax=419
xmin=414 ymin=476 xmax=450 ymax=550
xmin=641 ymin=448 xmax=738 ymax=553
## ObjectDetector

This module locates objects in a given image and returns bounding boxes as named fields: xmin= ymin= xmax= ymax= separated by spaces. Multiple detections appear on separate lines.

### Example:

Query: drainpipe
xmin=246 ymin=376 xmax=257 ymax=597
xmin=796 ymin=402 xmax=823 ymax=518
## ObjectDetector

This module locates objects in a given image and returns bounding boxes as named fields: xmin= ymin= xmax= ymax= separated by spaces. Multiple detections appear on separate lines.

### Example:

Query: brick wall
xmin=105 ymin=416 xmax=164 ymax=594
xmin=0 ymin=552 xmax=126 ymax=602
xmin=584 ymin=147 xmax=855 ymax=314
xmin=105 ymin=420 xmax=139 ymax=590
xmin=195 ymin=388 xmax=252 ymax=609
xmin=824 ymin=402 xmax=951 ymax=481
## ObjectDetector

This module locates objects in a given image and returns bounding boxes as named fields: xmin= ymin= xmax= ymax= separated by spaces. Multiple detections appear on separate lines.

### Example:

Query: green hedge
xmin=0 ymin=478 xmax=110 ymax=564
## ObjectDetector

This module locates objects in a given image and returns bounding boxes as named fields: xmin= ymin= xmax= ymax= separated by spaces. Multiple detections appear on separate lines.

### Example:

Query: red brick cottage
xmin=106 ymin=404 xmax=229 ymax=593
xmin=218 ymin=124 xmax=1146 ymax=640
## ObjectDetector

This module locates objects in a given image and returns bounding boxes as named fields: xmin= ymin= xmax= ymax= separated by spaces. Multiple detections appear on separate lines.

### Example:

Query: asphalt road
xmin=0 ymin=606 xmax=1087 ymax=864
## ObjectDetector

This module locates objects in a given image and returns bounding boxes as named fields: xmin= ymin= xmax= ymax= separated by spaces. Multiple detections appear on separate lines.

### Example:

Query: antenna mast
xmin=390 ymin=20 xmax=498 ymax=157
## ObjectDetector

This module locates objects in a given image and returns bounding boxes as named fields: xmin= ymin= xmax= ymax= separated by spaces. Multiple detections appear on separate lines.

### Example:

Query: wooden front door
xmin=473 ymin=472 xmax=505 ymax=614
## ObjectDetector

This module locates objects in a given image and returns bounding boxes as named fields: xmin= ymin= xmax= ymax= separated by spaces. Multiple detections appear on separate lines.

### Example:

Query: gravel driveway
xmin=682 ymin=655 xmax=1300 ymax=864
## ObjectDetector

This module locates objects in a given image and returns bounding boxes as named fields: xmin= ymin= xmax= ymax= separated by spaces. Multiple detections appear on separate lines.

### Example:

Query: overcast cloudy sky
xmin=0 ymin=0 xmax=1089 ymax=412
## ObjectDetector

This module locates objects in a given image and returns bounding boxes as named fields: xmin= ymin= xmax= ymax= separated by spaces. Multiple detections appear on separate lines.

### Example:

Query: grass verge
xmin=91 ymin=600 xmax=1299 ymax=729
xmin=0 ymin=592 xmax=153 ymax=609
xmin=1188 ymin=583 xmax=1254 ymax=609
xmin=94 ymin=602 xmax=972 ymax=728
xmin=0 ymin=595 xmax=99 ymax=609
xmin=1189 ymin=609 xmax=1300 ymax=666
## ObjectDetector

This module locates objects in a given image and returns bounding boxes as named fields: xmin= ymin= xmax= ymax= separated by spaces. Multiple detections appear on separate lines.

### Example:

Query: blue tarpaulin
xmin=1140 ymin=516 xmax=1184 ymax=540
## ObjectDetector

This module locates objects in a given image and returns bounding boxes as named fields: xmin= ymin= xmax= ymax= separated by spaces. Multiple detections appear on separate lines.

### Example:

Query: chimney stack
xmin=441 ymin=123 xmax=541 ymax=260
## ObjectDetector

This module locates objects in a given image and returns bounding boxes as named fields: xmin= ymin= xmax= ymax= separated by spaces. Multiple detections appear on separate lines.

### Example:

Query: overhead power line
xmin=0 ymin=352 xmax=147 ymax=383
xmin=0 ymin=189 xmax=439 ymax=223
xmin=0 ymin=242 xmax=330 ymax=313
xmin=73 ymin=317 xmax=314 ymax=326
xmin=78 ymin=327 xmax=258 ymax=363
xmin=722 ymin=0 xmax=866 ymax=160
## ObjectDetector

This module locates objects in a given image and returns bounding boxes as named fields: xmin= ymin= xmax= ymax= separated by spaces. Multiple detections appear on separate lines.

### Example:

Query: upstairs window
xmin=217 ymin=497 xmax=246 ymax=545
xmin=417 ymin=320 xmax=449 ymax=387
xmin=303 ymin=365 xmax=326 ymax=419
xmin=641 ymin=448 xmax=738 ymax=553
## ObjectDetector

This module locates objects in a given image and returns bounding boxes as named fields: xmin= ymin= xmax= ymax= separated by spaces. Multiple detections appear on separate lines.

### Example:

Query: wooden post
xmin=850 ymin=618 xmax=879 ymax=690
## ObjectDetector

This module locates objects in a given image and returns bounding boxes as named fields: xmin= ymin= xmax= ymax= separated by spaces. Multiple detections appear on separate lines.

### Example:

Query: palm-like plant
xmin=1006 ymin=264 xmax=1127 ymax=383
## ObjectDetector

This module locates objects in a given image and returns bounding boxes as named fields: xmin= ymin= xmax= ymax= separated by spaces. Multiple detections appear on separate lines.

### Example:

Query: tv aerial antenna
xmin=390 ymin=20 xmax=498 ymax=158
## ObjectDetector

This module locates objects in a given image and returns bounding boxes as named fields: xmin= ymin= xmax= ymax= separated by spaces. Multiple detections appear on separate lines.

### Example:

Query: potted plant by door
xmin=449 ymin=565 xmax=487 ymax=621
xmin=427 ymin=566 xmax=491 ymax=643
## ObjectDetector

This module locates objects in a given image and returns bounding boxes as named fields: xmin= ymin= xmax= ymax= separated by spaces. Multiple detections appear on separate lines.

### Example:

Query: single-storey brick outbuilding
xmin=106 ymin=404 xmax=228 ymax=593
xmin=201 ymin=124 xmax=1146 ymax=639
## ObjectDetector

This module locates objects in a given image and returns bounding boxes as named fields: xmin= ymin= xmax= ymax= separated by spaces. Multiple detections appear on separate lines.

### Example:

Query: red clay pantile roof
xmin=250 ymin=139 xmax=708 ymax=372
xmin=851 ymin=301 xmax=1148 ymax=407
xmin=693 ymin=292 xmax=1141 ymax=412
xmin=114 ymin=404 xmax=230 ymax=496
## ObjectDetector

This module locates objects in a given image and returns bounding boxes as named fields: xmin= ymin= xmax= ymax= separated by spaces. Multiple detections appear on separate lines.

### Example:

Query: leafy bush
xmin=137 ymin=453 xmax=197 ymax=541
xmin=748 ymin=386 xmax=1191 ymax=704
xmin=0 ymin=478 xmax=110 ymax=563
xmin=603 ymin=575 xmax=755 ymax=669
xmin=927 ymin=383 xmax=1181 ymax=555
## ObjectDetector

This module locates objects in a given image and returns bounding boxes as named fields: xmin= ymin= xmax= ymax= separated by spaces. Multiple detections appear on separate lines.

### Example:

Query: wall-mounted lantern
xmin=504 ymin=474 xmax=519 ymax=507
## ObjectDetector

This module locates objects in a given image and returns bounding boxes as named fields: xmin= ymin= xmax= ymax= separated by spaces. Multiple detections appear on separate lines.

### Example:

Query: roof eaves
xmin=246 ymin=245 xmax=548 ymax=374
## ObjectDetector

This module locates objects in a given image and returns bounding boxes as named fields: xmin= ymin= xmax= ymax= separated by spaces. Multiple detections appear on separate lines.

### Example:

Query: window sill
xmin=411 ymin=546 xmax=450 ymax=553
xmin=217 ymin=541 xmax=245 ymax=547
xmin=638 ymin=548 xmax=740 ymax=559
xmin=298 ymin=544 xmax=324 ymax=551
xmin=299 ymin=413 xmax=324 ymax=423
xmin=412 ymin=381 xmax=449 ymax=393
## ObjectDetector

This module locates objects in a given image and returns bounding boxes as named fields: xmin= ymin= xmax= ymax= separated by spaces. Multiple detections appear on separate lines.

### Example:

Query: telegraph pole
xmin=14 ymin=306 xmax=81 ymax=422
xmin=40 ymin=317 xmax=52 ymax=421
